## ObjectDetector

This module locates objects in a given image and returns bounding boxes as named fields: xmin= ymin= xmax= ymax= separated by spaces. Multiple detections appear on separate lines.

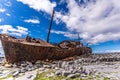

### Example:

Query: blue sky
xmin=0 ymin=0 xmax=120 ymax=54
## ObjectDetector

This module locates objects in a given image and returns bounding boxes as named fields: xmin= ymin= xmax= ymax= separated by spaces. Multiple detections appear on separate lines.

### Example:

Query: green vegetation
xmin=0 ymin=74 xmax=13 ymax=80
xmin=34 ymin=69 xmax=65 ymax=80
xmin=34 ymin=69 xmax=110 ymax=80
xmin=104 ymin=77 xmax=110 ymax=80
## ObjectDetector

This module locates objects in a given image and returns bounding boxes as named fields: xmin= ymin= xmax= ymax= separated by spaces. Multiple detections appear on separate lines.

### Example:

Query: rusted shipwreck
xmin=0 ymin=34 xmax=92 ymax=63
xmin=0 ymin=10 xmax=92 ymax=63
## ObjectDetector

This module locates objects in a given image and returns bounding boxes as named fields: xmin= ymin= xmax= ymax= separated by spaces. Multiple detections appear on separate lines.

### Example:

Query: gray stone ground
xmin=0 ymin=53 xmax=120 ymax=80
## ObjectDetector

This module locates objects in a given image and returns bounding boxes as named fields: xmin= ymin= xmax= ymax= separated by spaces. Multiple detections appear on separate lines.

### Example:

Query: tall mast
xmin=78 ymin=33 xmax=80 ymax=42
xmin=46 ymin=10 xmax=55 ymax=43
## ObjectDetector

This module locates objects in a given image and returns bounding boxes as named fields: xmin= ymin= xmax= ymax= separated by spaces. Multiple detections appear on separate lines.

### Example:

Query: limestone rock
xmin=12 ymin=70 xmax=20 ymax=77
xmin=67 ymin=74 xmax=77 ymax=79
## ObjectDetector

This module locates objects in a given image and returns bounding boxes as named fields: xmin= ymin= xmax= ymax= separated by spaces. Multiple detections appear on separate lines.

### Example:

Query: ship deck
xmin=21 ymin=42 xmax=55 ymax=47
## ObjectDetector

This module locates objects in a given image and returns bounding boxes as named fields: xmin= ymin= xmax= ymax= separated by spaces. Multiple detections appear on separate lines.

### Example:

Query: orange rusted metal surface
xmin=0 ymin=34 xmax=92 ymax=63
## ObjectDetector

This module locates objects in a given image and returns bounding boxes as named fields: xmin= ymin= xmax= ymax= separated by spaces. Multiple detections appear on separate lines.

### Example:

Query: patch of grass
xmin=0 ymin=74 xmax=12 ymax=80
xmin=104 ymin=77 xmax=110 ymax=80
xmin=34 ymin=69 xmax=65 ymax=80
xmin=34 ymin=72 xmax=95 ymax=80
xmin=95 ymin=75 xmax=101 ymax=80
xmin=86 ymin=75 xmax=94 ymax=80
xmin=34 ymin=70 xmax=111 ymax=80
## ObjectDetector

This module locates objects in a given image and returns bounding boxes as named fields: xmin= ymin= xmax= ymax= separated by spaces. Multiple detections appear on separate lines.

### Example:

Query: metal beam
xmin=46 ymin=10 xmax=55 ymax=43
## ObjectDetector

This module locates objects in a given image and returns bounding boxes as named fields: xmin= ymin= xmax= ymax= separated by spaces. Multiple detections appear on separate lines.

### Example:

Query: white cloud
xmin=6 ymin=13 xmax=11 ymax=16
xmin=17 ymin=0 xmax=56 ymax=14
xmin=88 ymin=32 xmax=120 ymax=44
xmin=4 ymin=1 xmax=12 ymax=7
xmin=51 ymin=30 xmax=66 ymax=34
xmin=0 ymin=8 xmax=6 ymax=13
xmin=105 ymin=50 xmax=120 ymax=53
xmin=24 ymin=19 xmax=40 ymax=24
xmin=55 ymin=0 xmax=120 ymax=44
xmin=51 ymin=30 xmax=77 ymax=38
xmin=0 ymin=25 xmax=28 ymax=36
xmin=93 ymin=50 xmax=120 ymax=53
xmin=0 ymin=19 xmax=2 ymax=22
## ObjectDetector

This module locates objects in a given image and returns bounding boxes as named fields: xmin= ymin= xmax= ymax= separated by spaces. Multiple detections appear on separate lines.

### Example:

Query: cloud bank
xmin=55 ymin=0 xmax=120 ymax=44
xmin=17 ymin=0 xmax=56 ymax=14
xmin=16 ymin=0 xmax=120 ymax=44
xmin=0 ymin=25 xmax=28 ymax=36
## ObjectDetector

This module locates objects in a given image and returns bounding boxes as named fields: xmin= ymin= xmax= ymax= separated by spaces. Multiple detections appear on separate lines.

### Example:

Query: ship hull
xmin=0 ymin=34 xmax=92 ymax=63
xmin=1 ymin=40 xmax=91 ymax=63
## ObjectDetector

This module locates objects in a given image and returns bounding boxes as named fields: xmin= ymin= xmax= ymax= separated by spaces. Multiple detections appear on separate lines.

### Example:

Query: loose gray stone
xmin=39 ymin=68 xmax=45 ymax=71
xmin=0 ymin=71 xmax=2 ymax=74
xmin=80 ymin=67 xmax=83 ymax=71
xmin=35 ymin=60 xmax=42 ymax=64
xmin=51 ymin=64 xmax=56 ymax=69
xmin=74 ymin=60 xmax=79 ymax=64
xmin=26 ymin=61 xmax=33 ymax=65
xmin=27 ymin=68 xmax=32 ymax=71
xmin=12 ymin=64 xmax=18 ymax=68
xmin=21 ymin=64 xmax=27 ymax=67
xmin=81 ymin=74 xmax=87 ymax=78
xmin=46 ymin=73 xmax=55 ymax=77
xmin=43 ymin=65 xmax=51 ymax=68
xmin=12 ymin=70 xmax=20 ymax=77
xmin=62 ymin=71 xmax=71 ymax=77
xmin=67 ymin=61 xmax=74 ymax=65
xmin=55 ymin=70 xmax=62 ymax=76
xmin=20 ymin=68 xmax=26 ymax=73
xmin=54 ymin=67 xmax=60 ymax=70
xmin=26 ymin=64 xmax=36 ymax=71
xmin=25 ymin=66 xmax=30 ymax=71
xmin=75 ymin=73 xmax=80 ymax=76
xmin=72 ymin=70 xmax=78 ymax=74
xmin=33 ymin=65 xmax=38 ymax=69
xmin=57 ymin=61 xmax=62 ymax=68
xmin=85 ymin=70 xmax=90 ymax=75
xmin=61 ymin=62 xmax=67 ymax=68
xmin=35 ymin=64 xmax=42 ymax=67
xmin=67 ymin=74 xmax=77 ymax=79
xmin=27 ymin=75 xmax=33 ymax=79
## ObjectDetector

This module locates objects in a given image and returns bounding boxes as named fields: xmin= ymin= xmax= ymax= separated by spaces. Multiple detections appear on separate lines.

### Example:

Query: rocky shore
xmin=1 ymin=53 xmax=120 ymax=80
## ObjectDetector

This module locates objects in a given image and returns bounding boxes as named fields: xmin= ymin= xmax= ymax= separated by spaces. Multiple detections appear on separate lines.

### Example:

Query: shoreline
xmin=0 ymin=53 xmax=120 ymax=80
